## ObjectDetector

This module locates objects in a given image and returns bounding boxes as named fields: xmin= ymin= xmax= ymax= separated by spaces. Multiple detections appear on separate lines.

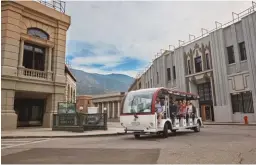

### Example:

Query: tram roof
xmin=130 ymin=87 xmax=199 ymax=98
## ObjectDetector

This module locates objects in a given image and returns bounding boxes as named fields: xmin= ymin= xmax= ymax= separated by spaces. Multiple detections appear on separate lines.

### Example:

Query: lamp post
xmin=79 ymin=106 xmax=83 ymax=113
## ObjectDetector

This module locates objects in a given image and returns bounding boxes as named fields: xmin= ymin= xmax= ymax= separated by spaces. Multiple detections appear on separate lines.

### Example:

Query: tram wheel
xmin=134 ymin=134 xmax=140 ymax=139
xmin=193 ymin=120 xmax=200 ymax=132
xmin=163 ymin=123 xmax=169 ymax=138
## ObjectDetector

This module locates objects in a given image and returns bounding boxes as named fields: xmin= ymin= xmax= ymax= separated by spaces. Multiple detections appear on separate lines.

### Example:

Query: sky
xmin=65 ymin=1 xmax=253 ymax=78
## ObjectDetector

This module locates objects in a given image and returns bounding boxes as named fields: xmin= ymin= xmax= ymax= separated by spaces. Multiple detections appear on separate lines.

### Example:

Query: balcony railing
xmin=35 ymin=0 xmax=66 ymax=14
xmin=18 ymin=67 xmax=53 ymax=81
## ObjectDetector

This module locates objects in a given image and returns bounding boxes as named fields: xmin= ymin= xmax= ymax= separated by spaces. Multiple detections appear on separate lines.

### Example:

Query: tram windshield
xmin=122 ymin=88 xmax=157 ymax=114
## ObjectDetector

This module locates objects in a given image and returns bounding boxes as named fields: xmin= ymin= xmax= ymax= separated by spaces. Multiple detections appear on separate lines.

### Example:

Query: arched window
xmin=27 ymin=28 xmax=49 ymax=40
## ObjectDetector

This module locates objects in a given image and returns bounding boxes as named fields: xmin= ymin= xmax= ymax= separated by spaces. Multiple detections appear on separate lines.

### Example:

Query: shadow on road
xmin=123 ymin=130 xmax=194 ymax=141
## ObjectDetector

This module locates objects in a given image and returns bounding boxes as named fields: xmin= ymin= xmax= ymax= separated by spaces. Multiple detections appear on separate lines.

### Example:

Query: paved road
xmin=1 ymin=138 xmax=51 ymax=149
xmin=2 ymin=125 xmax=256 ymax=164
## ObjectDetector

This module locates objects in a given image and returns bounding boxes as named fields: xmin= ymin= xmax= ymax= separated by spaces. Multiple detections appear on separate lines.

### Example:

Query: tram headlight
xmin=149 ymin=122 xmax=154 ymax=127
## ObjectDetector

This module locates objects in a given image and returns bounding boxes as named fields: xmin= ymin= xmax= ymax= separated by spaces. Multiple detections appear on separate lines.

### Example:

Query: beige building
xmin=92 ymin=92 xmax=126 ymax=121
xmin=76 ymin=95 xmax=94 ymax=113
xmin=65 ymin=65 xmax=76 ymax=103
xmin=1 ymin=1 xmax=71 ymax=129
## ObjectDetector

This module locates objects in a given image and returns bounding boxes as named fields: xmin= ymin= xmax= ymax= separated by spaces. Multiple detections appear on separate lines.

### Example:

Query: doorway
xmin=200 ymin=104 xmax=214 ymax=121
xmin=14 ymin=98 xmax=45 ymax=127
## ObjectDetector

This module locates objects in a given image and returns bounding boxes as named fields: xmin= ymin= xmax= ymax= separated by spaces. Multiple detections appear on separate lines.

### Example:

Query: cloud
xmin=72 ymin=65 xmax=141 ymax=78
xmin=67 ymin=40 xmax=144 ymax=77
xmin=65 ymin=1 xmax=253 ymax=77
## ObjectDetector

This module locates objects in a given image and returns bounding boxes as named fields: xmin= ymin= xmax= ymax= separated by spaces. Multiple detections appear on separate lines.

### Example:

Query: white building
xmin=132 ymin=6 xmax=256 ymax=123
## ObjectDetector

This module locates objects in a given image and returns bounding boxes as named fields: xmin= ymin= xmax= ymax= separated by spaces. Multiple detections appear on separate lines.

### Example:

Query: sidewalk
xmin=203 ymin=121 xmax=256 ymax=126
xmin=1 ymin=123 xmax=126 ymax=139
xmin=2 ymin=122 xmax=255 ymax=139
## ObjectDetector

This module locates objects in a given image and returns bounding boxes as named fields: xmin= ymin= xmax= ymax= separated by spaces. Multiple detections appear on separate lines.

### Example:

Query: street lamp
xmin=103 ymin=107 xmax=107 ymax=112
xmin=79 ymin=106 xmax=83 ymax=113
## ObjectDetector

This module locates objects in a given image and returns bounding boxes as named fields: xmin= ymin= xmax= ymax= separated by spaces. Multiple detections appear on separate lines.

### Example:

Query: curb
xmin=1 ymin=132 xmax=133 ymax=139
xmin=203 ymin=123 xmax=256 ymax=126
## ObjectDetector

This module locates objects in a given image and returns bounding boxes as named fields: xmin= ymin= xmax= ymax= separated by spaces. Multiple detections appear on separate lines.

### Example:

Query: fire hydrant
xmin=244 ymin=116 xmax=248 ymax=125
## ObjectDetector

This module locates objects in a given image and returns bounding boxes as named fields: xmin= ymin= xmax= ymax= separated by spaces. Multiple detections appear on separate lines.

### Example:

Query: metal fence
xmin=36 ymin=0 xmax=66 ymax=14
xmin=52 ymin=112 xmax=108 ymax=132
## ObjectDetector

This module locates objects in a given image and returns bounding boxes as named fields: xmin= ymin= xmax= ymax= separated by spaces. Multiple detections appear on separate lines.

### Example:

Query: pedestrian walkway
xmin=1 ymin=127 xmax=126 ymax=139
xmin=1 ymin=138 xmax=51 ymax=149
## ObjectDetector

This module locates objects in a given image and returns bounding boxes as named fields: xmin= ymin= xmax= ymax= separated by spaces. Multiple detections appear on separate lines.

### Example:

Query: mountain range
xmin=70 ymin=68 xmax=135 ymax=95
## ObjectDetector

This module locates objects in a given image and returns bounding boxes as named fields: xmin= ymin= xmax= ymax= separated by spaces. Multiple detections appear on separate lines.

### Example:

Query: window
xmin=122 ymin=89 xmax=155 ymax=114
xmin=167 ymin=68 xmax=171 ymax=81
xmin=157 ymin=72 xmax=159 ymax=84
xmin=148 ymin=81 xmax=150 ymax=88
xmin=139 ymin=82 xmax=141 ymax=89
xmin=194 ymin=56 xmax=202 ymax=73
xmin=239 ymin=42 xmax=247 ymax=61
xmin=197 ymin=83 xmax=212 ymax=101
xmin=27 ymin=28 xmax=49 ymax=40
xmin=173 ymin=66 xmax=176 ymax=80
xmin=23 ymin=43 xmax=45 ymax=71
xmin=227 ymin=46 xmax=235 ymax=64
xmin=231 ymin=91 xmax=254 ymax=113
xmin=187 ymin=60 xmax=191 ymax=74
xmin=151 ymin=79 xmax=152 ymax=87
xmin=205 ymin=53 xmax=210 ymax=69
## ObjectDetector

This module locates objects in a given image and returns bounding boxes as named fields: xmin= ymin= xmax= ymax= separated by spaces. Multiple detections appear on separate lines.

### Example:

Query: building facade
xmin=1 ymin=1 xmax=71 ymax=129
xmin=132 ymin=7 xmax=256 ymax=123
xmin=65 ymin=65 xmax=76 ymax=103
xmin=76 ymin=95 xmax=94 ymax=113
xmin=92 ymin=92 xmax=126 ymax=121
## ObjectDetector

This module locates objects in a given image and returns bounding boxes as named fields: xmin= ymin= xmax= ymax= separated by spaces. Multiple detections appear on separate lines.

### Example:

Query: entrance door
xmin=201 ymin=105 xmax=213 ymax=121
xmin=15 ymin=99 xmax=45 ymax=127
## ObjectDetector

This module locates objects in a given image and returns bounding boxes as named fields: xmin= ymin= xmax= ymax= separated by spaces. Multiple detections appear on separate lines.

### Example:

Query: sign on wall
xmin=58 ymin=102 xmax=76 ymax=114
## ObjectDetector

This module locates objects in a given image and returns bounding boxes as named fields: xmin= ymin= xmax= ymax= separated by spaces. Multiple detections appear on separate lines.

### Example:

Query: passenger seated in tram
xmin=186 ymin=101 xmax=193 ymax=116
xmin=155 ymin=97 xmax=163 ymax=124
xmin=179 ymin=100 xmax=187 ymax=117
xmin=169 ymin=98 xmax=178 ymax=124
xmin=185 ymin=101 xmax=191 ymax=123
xmin=190 ymin=102 xmax=197 ymax=121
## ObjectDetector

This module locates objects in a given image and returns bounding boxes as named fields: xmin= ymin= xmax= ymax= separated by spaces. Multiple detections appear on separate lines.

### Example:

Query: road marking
xmin=3 ymin=140 xmax=31 ymax=143
xmin=1 ymin=138 xmax=53 ymax=149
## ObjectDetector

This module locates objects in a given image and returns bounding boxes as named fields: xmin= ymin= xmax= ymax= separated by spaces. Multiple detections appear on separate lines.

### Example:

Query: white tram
xmin=120 ymin=87 xmax=203 ymax=138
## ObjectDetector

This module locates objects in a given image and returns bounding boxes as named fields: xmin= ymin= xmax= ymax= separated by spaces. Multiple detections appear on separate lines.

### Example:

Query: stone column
xmin=112 ymin=101 xmax=115 ymax=118
xmin=47 ymin=47 xmax=53 ymax=80
xmin=117 ymin=101 xmax=120 ymax=118
xmin=48 ymin=48 xmax=52 ymax=71
xmin=1 ymin=90 xmax=17 ymax=130
xmin=100 ymin=103 xmax=102 ymax=113
xmin=102 ymin=102 xmax=105 ymax=113
xmin=18 ymin=40 xmax=24 ymax=76
xmin=18 ymin=40 xmax=24 ymax=67
xmin=69 ymin=87 xmax=71 ymax=102
xmin=209 ymin=75 xmax=216 ymax=106
xmin=107 ymin=102 xmax=110 ymax=118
